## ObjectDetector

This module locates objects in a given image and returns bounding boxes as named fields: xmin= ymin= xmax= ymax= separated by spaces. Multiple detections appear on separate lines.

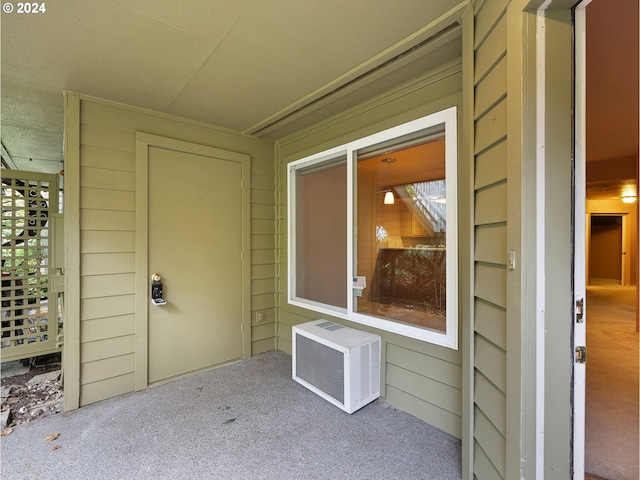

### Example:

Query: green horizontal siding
xmin=274 ymin=61 xmax=466 ymax=439
xmin=74 ymin=95 xmax=276 ymax=406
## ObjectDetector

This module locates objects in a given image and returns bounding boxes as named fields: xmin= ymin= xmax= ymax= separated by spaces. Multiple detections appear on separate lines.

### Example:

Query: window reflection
xmin=356 ymin=137 xmax=447 ymax=332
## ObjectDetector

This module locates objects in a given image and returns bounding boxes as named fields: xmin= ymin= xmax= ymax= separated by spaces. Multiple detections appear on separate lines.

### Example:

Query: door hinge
xmin=575 ymin=346 xmax=587 ymax=364
xmin=575 ymin=298 xmax=584 ymax=323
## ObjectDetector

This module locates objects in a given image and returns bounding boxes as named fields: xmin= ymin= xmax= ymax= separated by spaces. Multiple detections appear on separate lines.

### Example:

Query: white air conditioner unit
xmin=292 ymin=320 xmax=381 ymax=414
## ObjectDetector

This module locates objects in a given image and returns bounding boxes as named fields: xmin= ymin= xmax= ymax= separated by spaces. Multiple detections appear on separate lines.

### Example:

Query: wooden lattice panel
xmin=1 ymin=171 xmax=60 ymax=362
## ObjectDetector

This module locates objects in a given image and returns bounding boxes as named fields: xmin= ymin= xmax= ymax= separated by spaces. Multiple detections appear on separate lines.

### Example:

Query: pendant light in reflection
xmin=381 ymin=157 xmax=396 ymax=204
xmin=383 ymin=190 xmax=395 ymax=204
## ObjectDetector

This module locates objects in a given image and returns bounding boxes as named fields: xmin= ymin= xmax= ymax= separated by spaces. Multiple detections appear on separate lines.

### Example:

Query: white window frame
xmin=288 ymin=107 xmax=458 ymax=349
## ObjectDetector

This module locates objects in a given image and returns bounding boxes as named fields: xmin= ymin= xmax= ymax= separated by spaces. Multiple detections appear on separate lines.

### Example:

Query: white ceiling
xmin=1 ymin=0 xmax=465 ymax=174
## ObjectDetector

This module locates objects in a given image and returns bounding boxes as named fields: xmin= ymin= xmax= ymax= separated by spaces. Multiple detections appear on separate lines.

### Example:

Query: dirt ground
xmin=1 ymin=353 xmax=64 ymax=431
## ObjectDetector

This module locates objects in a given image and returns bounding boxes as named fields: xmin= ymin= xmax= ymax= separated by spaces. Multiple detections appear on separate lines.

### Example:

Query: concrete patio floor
xmin=1 ymin=350 xmax=462 ymax=479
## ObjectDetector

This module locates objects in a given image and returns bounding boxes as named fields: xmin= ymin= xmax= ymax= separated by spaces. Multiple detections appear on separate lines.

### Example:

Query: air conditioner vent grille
xmin=295 ymin=334 xmax=345 ymax=404
xmin=292 ymin=320 xmax=381 ymax=413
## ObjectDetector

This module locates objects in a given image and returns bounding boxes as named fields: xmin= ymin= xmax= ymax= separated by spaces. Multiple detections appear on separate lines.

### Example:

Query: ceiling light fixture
xmin=384 ymin=191 xmax=395 ymax=204
xmin=621 ymin=195 xmax=637 ymax=204
xmin=381 ymin=158 xmax=396 ymax=205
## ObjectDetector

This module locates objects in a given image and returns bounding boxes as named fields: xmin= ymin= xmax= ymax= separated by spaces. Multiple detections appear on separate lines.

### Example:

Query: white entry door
xmin=148 ymin=146 xmax=244 ymax=384
xmin=573 ymin=3 xmax=589 ymax=477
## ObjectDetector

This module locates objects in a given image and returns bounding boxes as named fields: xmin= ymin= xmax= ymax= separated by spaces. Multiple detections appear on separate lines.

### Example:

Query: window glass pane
xmin=294 ymin=157 xmax=348 ymax=308
xmin=287 ymin=107 xmax=457 ymax=348
xmin=355 ymin=130 xmax=447 ymax=332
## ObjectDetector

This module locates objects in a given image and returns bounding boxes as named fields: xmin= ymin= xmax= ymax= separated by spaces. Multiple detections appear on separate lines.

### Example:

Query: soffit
xmin=1 ymin=0 xmax=464 ymax=173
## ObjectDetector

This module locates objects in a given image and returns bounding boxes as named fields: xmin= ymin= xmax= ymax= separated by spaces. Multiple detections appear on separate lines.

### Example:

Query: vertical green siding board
xmin=461 ymin=5 xmax=475 ymax=477
xmin=541 ymin=9 xmax=575 ymax=478
xmin=63 ymin=91 xmax=81 ymax=411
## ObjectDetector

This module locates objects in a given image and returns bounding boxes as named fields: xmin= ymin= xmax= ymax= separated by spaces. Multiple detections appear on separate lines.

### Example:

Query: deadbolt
xmin=575 ymin=346 xmax=587 ymax=364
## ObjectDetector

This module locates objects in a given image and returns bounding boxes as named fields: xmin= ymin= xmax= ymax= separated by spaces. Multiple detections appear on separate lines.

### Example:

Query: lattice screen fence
xmin=1 ymin=170 xmax=61 ymax=363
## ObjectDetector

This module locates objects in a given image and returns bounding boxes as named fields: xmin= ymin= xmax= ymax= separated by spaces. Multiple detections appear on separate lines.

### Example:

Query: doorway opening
xmin=582 ymin=1 xmax=639 ymax=479
xmin=589 ymin=215 xmax=624 ymax=286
